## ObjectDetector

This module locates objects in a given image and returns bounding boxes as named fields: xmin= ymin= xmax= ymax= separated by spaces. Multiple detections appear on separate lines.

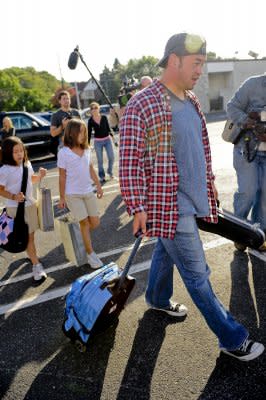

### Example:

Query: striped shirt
xmin=119 ymin=79 xmax=217 ymax=239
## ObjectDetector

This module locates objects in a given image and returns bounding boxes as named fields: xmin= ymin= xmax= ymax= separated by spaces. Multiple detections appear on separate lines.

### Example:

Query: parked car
xmin=0 ymin=111 xmax=57 ymax=155
xmin=33 ymin=111 xmax=53 ymax=123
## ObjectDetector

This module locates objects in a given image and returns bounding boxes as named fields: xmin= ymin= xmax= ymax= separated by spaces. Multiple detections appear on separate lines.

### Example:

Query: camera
xmin=65 ymin=112 xmax=73 ymax=120
xmin=118 ymin=76 xmax=141 ymax=108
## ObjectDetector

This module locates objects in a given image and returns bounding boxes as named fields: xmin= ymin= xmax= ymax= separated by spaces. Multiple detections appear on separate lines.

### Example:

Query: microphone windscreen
xmin=68 ymin=51 xmax=79 ymax=70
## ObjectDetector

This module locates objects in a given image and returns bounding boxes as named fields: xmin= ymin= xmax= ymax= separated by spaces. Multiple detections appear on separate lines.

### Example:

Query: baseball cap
xmin=157 ymin=32 xmax=207 ymax=68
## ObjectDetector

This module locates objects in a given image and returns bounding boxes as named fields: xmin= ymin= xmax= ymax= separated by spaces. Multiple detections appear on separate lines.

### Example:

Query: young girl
xmin=57 ymin=118 xmax=104 ymax=269
xmin=0 ymin=137 xmax=47 ymax=282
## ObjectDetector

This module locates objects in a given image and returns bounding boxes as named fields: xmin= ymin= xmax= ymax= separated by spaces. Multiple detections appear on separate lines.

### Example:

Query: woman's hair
xmin=63 ymin=119 xmax=88 ymax=149
xmin=2 ymin=117 xmax=14 ymax=130
xmin=57 ymin=90 xmax=70 ymax=101
xmin=0 ymin=136 xmax=28 ymax=166
xmin=90 ymin=101 xmax=100 ymax=110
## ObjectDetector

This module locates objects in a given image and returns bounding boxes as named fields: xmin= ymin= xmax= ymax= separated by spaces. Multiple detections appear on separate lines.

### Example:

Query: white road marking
xmin=0 ymin=237 xmax=233 ymax=316
xmin=0 ymin=260 xmax=151 ymax=317
xmin=0 ymin=239 xmax=156 ymax=287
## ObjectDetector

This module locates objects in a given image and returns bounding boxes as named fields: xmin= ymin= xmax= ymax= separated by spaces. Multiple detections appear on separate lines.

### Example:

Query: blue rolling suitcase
xmin=62 ymin=234 xmax=143 ymax=352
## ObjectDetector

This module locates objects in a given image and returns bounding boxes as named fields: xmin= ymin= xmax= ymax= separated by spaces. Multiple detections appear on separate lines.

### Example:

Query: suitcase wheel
xmin=74 ymin=340 xmax=87 ymax=353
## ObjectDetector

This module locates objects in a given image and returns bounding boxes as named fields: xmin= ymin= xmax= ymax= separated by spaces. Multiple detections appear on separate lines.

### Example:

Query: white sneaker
xmin=87 ymin=252 xmax=104 ymax=269
xmin=32 ymin=263 xmax=47 ymax=282
xmin=147 ymin=300 xmax=188 ymax=317
xmin=221 ymin=339 xmax=265 ymax=361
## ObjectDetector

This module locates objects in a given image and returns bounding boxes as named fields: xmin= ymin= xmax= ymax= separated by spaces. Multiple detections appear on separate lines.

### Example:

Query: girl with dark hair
xmin=0 ymin=137 xmax=47 ymax=282
xmin=57 ymin=119 xmax=104 ymax=269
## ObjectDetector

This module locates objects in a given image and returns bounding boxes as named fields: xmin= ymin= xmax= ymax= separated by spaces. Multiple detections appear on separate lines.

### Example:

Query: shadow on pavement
xmin=23 ymin=322 xmax=119 ymax=400
xmin=116 ymin=310 xmax=186 ymax=400
xmin=198 ymin=250 xmax=266 ymax=400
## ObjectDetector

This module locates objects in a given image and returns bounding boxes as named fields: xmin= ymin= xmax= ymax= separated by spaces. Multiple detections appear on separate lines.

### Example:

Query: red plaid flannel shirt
xmin=119 ymin=79 xmax=217 ymax=239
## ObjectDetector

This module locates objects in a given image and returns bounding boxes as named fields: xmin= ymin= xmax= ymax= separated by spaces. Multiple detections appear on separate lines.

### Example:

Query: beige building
xmin=194 ymin=59 xmax=266 ymax=113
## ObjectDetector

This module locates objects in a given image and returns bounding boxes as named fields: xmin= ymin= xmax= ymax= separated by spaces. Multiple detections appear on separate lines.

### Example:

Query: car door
xmin=9 ymin=113 xmax=50 ymax=149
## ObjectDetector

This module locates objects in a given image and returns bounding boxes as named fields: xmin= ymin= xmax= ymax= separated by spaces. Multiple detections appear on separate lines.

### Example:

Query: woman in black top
xmin=87 ymin=102 xmax=115 ymax=183
xmin=0 ymin=117 xmax=15 ymax=146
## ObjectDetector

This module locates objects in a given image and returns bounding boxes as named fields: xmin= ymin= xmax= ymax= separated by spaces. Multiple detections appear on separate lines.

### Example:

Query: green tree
xmin=99 ymin=56 xmax=159 ymax=103
xmin=0 ymin=67 xmax=62 ymax=111
xmin=0 ymin=70 xmax=21 ymax=110
xmin=124 ymin=56 xmax=160 ymax=80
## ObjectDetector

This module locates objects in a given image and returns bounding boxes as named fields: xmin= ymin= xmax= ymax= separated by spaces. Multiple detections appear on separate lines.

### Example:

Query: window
xmin=10 ymin=115 xmax=33 ymax=130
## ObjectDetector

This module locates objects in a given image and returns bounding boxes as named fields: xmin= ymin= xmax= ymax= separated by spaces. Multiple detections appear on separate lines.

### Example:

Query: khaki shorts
xmin=7 ymin=203 xmax=39 ymax=234
xmin=65 ymin=193 xmax=99 ymax=222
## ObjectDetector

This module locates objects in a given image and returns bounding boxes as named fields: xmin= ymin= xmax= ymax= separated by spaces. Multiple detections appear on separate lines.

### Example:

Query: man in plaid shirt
xmin=119 ymin=32 xmax=264 ymax=361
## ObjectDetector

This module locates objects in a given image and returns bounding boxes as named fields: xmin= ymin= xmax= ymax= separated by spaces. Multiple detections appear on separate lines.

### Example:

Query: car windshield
xmin=100 ymin=106 xmax=110 ymax=114
xmin=33 ymin=115 xmax=50 ymax=126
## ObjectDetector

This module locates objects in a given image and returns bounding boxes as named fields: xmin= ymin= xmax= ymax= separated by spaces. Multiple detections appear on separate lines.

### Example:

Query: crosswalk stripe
xmin=0 ymin=239 xmax=156 ymax=287
xmin=0 ymin=237 xmax=232 ymax=316
xmin=0 ymin=260 xmax=151 ymax=317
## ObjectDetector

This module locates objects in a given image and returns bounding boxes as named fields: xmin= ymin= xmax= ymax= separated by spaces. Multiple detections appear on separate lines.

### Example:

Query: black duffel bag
xmin=0 ymin=165 xmax=29 ymax=253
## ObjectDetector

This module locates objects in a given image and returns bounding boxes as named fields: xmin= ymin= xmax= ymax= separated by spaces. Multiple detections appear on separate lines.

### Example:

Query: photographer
xmin=118 ymin=76 xmax=141 ymax=119
xmin=50 ymin=90 xmax=80 ymax=150
xmin=227 ymin=74 xmax=266 ymax=251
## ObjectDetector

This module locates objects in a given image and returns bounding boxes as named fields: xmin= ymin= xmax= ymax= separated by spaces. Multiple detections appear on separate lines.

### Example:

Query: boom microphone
xmin=68 ymin=46 xmax=79 ymax=70
xmin=67 ymin=46 xmax=118 ymax=118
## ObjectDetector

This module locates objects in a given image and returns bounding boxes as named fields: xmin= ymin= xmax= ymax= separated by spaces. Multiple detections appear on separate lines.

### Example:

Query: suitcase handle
xmin=118 ymin=224 xmax=151 ymax=288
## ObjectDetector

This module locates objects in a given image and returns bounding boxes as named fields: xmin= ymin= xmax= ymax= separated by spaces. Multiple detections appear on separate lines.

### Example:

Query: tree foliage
xmin=0 ymin=67 xmax=62 ymax=111
xmin=99 ymin=56 xmax=160 ymax=103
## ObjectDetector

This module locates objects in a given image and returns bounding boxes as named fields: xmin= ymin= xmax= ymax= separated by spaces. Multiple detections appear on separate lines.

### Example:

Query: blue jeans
xmin=145 ymin=216 xmax=248 ymax=350
xmin=94 ymin=137 xmax=114 ymax=180
xmin=233 ymin=147 xmax=266 ymax=231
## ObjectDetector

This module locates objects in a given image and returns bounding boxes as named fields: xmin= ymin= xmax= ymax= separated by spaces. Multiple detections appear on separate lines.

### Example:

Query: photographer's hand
xmin=243 ymin=117 xmax=256 ymax=130
xmin=62 ymin=117 xmax=70 ymax=130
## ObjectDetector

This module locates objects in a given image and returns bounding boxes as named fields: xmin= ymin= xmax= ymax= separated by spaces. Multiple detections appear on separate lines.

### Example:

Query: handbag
xmin=0 ymin=208 xmax=14 ymax=245
xmin=0 ymin=165 xmax=29 ymax=253
xmin=221 ymin=119 xmax=242 ymax=144
xmin=56 ymin=214 xmax=87 ymax=266
xmin=37 ymin=180 xmax=54 ymax=231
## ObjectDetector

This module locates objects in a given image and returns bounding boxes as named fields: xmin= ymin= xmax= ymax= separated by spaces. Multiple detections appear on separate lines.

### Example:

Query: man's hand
xmin=243 ymin=112 xmax=260 ymax=130
xmin=211 ymin=181 xmax=219 ymax=201
xmin=133 ymin=211 xmax=147 ymax=236
xmin=62 ymin=117 xmax=70 ymax=130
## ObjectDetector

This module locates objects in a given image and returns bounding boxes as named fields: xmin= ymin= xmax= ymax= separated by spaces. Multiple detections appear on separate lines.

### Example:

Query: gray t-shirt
xmin=51 ymin=108 xmax=81 ymax=148
xmin=51 ymin=108 xmax=80 ymax=132
xmin=169 ymin=91 xmax=209 ymax=217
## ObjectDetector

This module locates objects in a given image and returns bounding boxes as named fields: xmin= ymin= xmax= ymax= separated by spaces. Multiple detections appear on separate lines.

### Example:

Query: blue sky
xmin=2 ymin=0 xmax=266 ymax=82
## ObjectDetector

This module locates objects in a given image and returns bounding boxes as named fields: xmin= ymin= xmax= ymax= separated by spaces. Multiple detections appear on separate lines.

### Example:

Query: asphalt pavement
xmin=0 ymin=121 xmax=266 ymax=400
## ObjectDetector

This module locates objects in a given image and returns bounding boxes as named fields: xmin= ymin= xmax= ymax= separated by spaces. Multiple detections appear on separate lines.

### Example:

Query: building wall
xmin=193 ymin=64 xmax=210 ymax=113
xmin=232 ymin=60 xmax=266 ymax=93
xmin=194 ymin=60 xmax=266 ymax=114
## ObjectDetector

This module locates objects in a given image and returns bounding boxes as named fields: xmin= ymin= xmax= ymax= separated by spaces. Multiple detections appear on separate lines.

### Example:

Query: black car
xmin=33 ymin=111 xmax=53 ymax=123
xmin=0 ymin=111 xmax=57 ymax=155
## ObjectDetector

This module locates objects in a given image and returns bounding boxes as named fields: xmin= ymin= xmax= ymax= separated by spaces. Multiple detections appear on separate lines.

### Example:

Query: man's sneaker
xmin=87 ymin=252 xmax=104 ymax=269
xmin=234 ymin=242 xmax=247 ymax=252
xmin=32 ymin=263 xmax=47 ymax=282
xmin=221 ymin=339 xmax=264 ymax=361
xmin=148 ymin=300 xmax=188 ymax=317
